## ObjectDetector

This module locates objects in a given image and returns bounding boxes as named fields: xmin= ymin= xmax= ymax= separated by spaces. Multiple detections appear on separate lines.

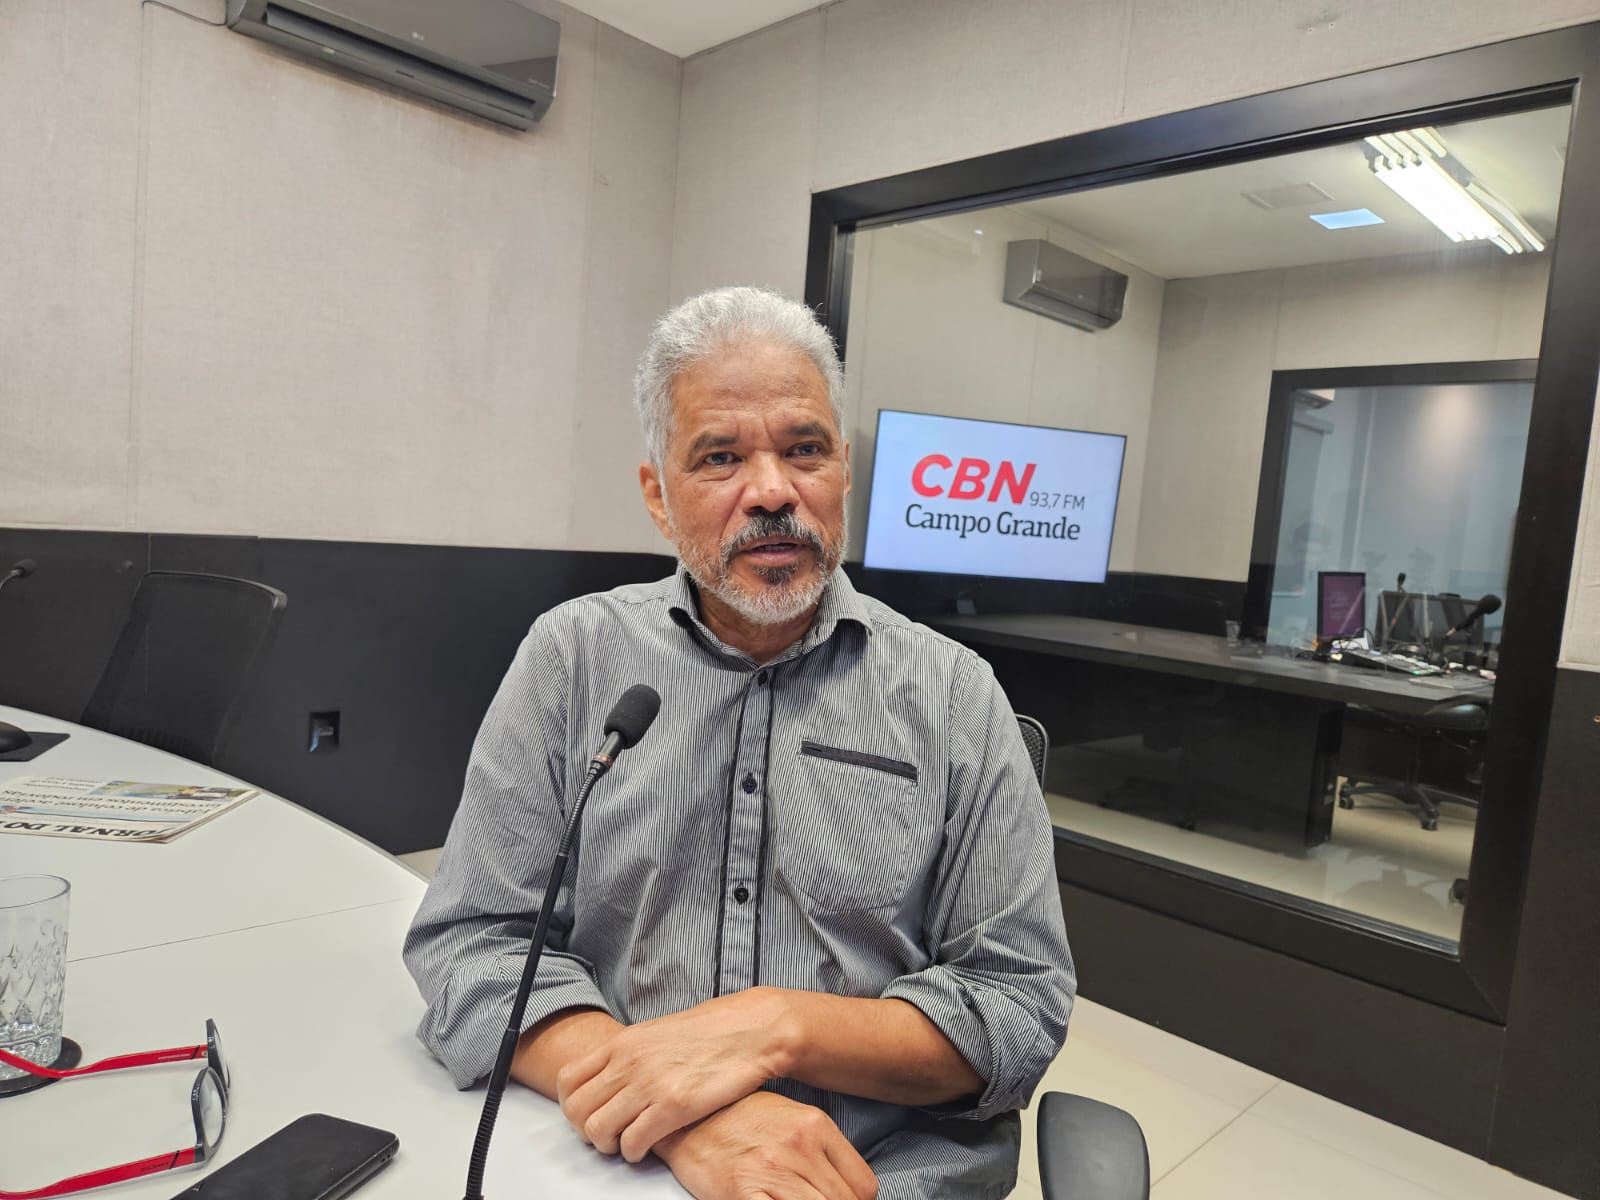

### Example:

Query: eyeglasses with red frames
xmin=0 ymin=1020 xmax=230 ymax=1199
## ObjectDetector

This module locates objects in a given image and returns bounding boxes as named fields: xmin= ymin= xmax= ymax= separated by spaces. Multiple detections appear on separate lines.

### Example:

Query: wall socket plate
xmin=309 ymin=711 xmax=341 ymax=754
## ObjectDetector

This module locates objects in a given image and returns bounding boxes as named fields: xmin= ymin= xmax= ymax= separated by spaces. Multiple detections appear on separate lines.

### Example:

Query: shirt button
xmin=741 ymin=772 xmax=757 ymax=794
xmin=757 ymin=670 xmax=770 ymax=686
xmin=733 ymin=885 xmax=750 ymax=904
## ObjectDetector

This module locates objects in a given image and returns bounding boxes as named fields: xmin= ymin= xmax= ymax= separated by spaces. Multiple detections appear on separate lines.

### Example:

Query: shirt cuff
xmin=881 ymin=963 xmax=1055 ymax=1122
xmin=422 ymin=950 xmax=616 ymax=1089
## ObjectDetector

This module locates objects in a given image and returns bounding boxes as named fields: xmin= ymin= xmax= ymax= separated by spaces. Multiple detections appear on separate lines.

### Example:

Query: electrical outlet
xmin=309 ymin=711 xmax=341 ymax=754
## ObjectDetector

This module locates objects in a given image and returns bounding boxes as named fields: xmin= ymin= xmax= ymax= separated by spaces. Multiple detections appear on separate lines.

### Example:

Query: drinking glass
xmin=0 ymin=875 xmax=70 ymax=1080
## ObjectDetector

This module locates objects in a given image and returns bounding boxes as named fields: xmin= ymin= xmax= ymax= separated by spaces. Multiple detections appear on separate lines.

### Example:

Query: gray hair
xmin=633 ymin=286 xmax=845 ymax=466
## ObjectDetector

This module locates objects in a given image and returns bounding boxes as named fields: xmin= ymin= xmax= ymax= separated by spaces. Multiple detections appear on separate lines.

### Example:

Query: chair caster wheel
xmin=1178 ymin=818 xmax=1196 ymax=831
xmin=1421 ymin=817 xmax=1438 ymax=832
xmin=1451 ymin=878 xmax=1468 ymax=903
xmin=1338 ymin=795 xmax=1354 ymax=809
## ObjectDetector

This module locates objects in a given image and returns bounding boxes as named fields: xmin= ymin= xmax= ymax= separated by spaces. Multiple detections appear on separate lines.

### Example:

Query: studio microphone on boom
xmin=0 ymin=559 xmax=36 ymax=599
xmin=1447 ymin=593 xmax=1502 ymax=638
xmin=460 ymin=683 xmax=662 ymax=1200
xmin=1385 ymin=572 xmax=1408 ymax=639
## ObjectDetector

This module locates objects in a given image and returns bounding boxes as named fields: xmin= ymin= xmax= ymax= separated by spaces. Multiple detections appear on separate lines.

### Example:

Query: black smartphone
xmin=170 ymin=1114 xmax=398 ymax=1200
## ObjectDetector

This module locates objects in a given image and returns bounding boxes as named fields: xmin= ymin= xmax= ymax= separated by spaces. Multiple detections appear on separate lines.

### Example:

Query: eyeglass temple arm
xmin=0 ymin=1146 xmax=197 ymax=1199
xmin=0 ymin=1043 xmax=204 ymax=1080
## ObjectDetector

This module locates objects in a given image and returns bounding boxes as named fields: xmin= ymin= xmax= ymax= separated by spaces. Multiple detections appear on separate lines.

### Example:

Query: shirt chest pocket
xmin=776 ymin=740 xmax=920 ymax=913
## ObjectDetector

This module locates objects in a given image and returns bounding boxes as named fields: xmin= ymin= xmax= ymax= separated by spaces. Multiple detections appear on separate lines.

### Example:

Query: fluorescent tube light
xmin=1364 ymin=128 xmax=1544 ymax=254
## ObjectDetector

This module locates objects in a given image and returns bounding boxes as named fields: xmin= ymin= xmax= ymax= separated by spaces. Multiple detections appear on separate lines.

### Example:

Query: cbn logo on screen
xmin=910 ymin=455 xmax=1036 ymax=502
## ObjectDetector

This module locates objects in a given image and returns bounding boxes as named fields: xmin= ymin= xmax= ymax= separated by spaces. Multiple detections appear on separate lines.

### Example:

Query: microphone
xmin=0 ymin=559 xmax=36 ymax=598
xmin=461 ymin=683 xmax=661 ymax=1200
xmin=1447 ymin=593 xmax=1502 ymax=638
xmin=589 ymin=683 xmax=662 ymax=771
xmin=1385 ymin=573 xmax=1409 ymax=640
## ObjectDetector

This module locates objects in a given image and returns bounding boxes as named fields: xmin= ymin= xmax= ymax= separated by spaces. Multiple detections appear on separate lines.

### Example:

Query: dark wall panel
xmin=847 ymin=562 xmax=1245 ymax=627
xmin=1060 ymin=881 xmax=1505 ymax=1159
xmin=0 ymin=530 xmax=148 ymax=719
xmin=1490 ymin=667 xmax=1600 ymax=1197
xmin=0 ymin=528 xmax=672 ymax=853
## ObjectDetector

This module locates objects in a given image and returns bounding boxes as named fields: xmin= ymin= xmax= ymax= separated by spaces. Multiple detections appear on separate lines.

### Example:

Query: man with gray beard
xmin=405 ymin=287 xmax=1074 ymax=1200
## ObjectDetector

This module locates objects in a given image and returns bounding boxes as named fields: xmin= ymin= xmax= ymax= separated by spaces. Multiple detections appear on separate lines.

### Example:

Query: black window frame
xmin=805 ymin=24 xmax=1600 ymax=1023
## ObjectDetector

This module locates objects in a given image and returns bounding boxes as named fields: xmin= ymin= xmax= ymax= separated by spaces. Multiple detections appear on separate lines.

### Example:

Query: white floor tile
xmin=1023 ymin=1035 xmax=1244 ymax=1185
xmin=1250 ymin=1083 xmax=1575 ymax=1200
xmin=1067 ymin=997 xmax=1278 ymax=1111
xmin=1008 ymin=1177 xmax=1044 ymax=1200
xmin=1149 ymin=1112 xmax=1449 ymax=1200
xmin=1048 ymin=783 xmax=1470 ymax=942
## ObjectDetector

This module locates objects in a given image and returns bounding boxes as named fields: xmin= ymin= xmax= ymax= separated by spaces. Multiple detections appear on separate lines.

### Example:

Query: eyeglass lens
xmin=197 ymin=1069 xmax=226 ymax=1149
xmin=207 ymin=1020 xmax=230 ymax=1093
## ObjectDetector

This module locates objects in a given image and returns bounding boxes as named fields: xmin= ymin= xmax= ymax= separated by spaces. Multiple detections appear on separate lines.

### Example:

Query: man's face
xmin=640 ymin=338 xmax=850 ymax=627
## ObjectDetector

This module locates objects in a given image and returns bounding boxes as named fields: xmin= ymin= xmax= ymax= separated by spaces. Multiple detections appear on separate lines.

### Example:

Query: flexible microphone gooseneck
xmin=461 ymin=683 xmax=662 ymax=1200
xmin=0 ymin=559 xmax=36 ymax=599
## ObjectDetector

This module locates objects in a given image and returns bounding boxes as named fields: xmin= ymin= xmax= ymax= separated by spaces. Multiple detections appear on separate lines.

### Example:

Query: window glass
xmin=845 ymin=103 xmax=1569 ymax=946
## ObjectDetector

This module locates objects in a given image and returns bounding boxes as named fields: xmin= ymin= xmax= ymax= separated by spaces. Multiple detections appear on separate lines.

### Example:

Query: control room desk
xmin=930 ymin=614 xmax=1494 ymax=846
xmin=0 ymin=705 xmax=685 ymax=1200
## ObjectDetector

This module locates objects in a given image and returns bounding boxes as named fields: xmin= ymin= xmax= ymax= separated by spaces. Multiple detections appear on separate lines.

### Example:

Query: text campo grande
xmin=904 ymin=503 xmax=1082 ymax=541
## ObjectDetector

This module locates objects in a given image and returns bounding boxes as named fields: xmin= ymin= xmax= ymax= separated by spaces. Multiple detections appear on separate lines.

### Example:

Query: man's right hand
xmin=654 ymin=1091 xmax=877 ymax=1200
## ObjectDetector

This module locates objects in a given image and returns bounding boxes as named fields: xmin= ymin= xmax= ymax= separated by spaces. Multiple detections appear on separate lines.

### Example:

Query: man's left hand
xmin=556 ymin=987 xmax=797 ymax=1162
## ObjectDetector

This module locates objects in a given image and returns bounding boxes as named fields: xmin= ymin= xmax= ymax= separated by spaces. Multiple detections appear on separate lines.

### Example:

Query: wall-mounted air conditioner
xmin=225 ymin=0 xmax=559 ymax=130
xmin=1003 ymin=239 xmax=1127 ymax=332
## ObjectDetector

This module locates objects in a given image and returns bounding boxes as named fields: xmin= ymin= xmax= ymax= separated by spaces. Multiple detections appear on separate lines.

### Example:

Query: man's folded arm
xmin=864 ymin=651 xmax=1075 ymax=1121
xmin=403 ymin=620 xmax=621 ymax=1090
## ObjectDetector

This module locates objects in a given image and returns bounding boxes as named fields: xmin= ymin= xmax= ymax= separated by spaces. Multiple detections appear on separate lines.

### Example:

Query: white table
xmin=1 ymin=707 xmax=684 ymax=1199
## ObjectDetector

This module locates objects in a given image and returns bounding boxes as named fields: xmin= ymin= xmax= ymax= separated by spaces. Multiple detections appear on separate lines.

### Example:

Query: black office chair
xmin=1338 ymin=700 xmax=1488 ymax=832
xmin=81 ymin=571 xmax=287 ymax=766
xmin=1016 ymin=714 xmax=1152 ymax=1200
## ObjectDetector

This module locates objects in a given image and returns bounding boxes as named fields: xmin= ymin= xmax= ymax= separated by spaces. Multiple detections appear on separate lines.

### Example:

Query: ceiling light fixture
xmin=1309 ymin=208 xmax=1385 ymax=229
xmin=1364 ymin=128 xmax=1545 ymax=254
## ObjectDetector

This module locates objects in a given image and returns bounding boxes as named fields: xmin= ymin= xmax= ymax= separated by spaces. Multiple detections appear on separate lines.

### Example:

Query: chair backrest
xmin=1016 ymin=714 xmax=1048 ymax=788
xmin=81 ymin=571 xmax=287 ymax=766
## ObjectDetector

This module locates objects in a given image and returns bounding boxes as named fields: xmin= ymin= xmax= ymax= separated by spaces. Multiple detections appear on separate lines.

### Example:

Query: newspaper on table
xmin=0 ymin=777 xmax=257 ymax=843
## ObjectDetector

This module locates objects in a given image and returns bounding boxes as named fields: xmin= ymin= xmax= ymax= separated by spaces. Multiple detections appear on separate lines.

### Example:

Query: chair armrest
xmin=1037 ymin=1091 xmax=1150 ymax=1200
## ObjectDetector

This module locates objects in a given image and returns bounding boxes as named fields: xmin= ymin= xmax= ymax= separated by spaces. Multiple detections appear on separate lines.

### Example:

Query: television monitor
xmin=1378 ymin=591 xmax=1450 ymax=646
xmin=862 ymin=410 xmax=1127 ymax=583
xmin=1317 ymin=571 xmax=1366 ymax=641
xmin=1378 ymin=592 xmax=1485 ymax=648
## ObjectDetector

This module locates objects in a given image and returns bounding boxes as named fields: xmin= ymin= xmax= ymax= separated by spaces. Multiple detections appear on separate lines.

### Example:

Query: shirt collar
xmin=666 ymin=564 xmax=871 ymax=664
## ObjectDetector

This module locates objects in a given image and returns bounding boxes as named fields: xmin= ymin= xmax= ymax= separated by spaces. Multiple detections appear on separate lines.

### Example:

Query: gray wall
xmin=1 ymin=0 xmax=678 ymax=555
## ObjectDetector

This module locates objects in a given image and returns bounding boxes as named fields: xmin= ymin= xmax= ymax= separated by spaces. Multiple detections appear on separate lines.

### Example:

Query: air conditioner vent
xmin=1003 ymin=240 xmax=1127 ymax=332
xmin=226 ymin=0 xmax=558 ymax=129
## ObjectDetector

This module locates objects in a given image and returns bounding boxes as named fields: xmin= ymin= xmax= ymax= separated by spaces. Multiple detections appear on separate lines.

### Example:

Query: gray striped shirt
xmin=403 ymin=569 xmax=1075 ymax=1198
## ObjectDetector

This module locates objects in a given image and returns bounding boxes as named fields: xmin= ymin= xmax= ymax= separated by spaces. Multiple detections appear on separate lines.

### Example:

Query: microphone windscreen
xmin=604 ymin=684 xmax=661 ymax=749
xmin=1479 ymin=594 xmax=1503 ymax=616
